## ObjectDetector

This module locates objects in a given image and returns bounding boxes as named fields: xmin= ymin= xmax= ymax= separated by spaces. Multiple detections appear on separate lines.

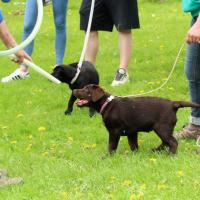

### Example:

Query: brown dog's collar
xmin=100 ymin=95 xmax=115 ymax=114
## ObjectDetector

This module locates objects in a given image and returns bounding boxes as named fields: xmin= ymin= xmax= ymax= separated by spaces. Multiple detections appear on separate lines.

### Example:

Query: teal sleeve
xmin=182 ymin=0 xmax=200 ymax=16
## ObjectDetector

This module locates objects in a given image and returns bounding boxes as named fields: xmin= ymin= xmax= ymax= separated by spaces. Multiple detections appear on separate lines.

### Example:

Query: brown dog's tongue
xmin=76 ymin=100 xmax=88 ymax=106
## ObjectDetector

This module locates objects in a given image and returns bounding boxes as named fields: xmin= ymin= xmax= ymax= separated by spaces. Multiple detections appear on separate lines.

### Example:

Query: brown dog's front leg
xmin=108 ymin=133 xmax=120 ymax=154
xmin=127 ymin=134 xmax=138 ymax=151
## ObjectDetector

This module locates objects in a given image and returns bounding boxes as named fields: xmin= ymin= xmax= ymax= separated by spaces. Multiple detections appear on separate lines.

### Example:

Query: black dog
xmin=52 ymin=61 xmax=99 ymax=116
xmin=73 ymin=84 xmax=200 ymax=154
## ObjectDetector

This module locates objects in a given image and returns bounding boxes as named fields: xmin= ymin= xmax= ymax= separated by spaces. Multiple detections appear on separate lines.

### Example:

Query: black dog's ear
xmin=90 ymin=85 xmax=105 ymax=102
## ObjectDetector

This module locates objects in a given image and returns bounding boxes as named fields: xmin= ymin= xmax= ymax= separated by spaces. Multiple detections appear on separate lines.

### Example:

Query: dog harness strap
xmin=70 ymin=67 xmax=81 ymax=84
xmin=100 ymin=95 xmax=115 ymax=114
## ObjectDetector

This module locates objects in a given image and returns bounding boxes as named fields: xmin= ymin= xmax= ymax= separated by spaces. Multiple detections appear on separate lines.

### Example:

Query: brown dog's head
xmin=73 ymin=84 xmax=106 ymax=107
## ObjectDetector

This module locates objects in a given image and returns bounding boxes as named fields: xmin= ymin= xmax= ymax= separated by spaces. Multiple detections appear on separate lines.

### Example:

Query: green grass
xmin=0 ymin=0 xmax=200 ymax=199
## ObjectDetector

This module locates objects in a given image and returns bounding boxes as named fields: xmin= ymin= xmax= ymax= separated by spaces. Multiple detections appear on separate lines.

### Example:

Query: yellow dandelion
xmin=158 ymin=184 xmax=167 ymax=190
xmin=91 ymin=143 xmax=96 ymax=149
xmin=140 ymin=183 xmax=146 ymax=190
xmin=68 ymin=136 xmax=73 ymax=141
xmin=38 ymin=126 xmax=46 ymax=132
xmin=61 ymin=191 xmax=68 ymax=198
xmin=122 ymin=180 xmax=132 ymax=187
xmin=110 ymin=176 xmax=117 ymax=183
xmin=42 ymin=151 xmax=49 ymax=156
xmin=177 ymin=170 xmax=184 ymax=177
xmin=138 ymin=139 xmax=144 ymax=145
xmin=137 ymin=192 xmax=144 ymax=199
xmin=10 ymin=140 xmax=17 ymax=144
xmin=130 ymin=193 xmax=136 ymax=200
xmin=26 ymin=144 xmax=32 ymax=151
xmin=28 ymin=135 xmax=33 ymax=140
xmin=149 ymin=158 xmax=157 ymax=163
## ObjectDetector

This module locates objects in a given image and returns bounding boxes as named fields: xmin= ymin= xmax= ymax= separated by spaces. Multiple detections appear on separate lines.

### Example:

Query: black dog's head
xmin=51 ymin=64 xmax=77 ymax=84
xmin=73 ymin=84 xmax=106 ymax=107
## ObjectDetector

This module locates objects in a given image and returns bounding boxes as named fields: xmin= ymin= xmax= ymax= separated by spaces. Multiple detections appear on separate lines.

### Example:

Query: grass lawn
xmin=0 ymin=0 xmax=200 ymax=199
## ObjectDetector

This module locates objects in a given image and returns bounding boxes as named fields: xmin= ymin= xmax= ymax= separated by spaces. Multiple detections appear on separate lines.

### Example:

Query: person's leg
xmin=52 ymin=0 xmax=68 ymax=65
xmin=23 ymin=0 xmax=37 ymax=56
xmin=1 ymin=0 xmax=36 ymax=83
xmin=85 ymin=31 xmax=99 ymax=65
xmin=80 ymin=0 xmax=113 ymax=65
xmin=108 ymin=0 xmax=139 ymax=86
xmin=118 ymin=30 xmax=132 ymax=71
xmin=175 ymin=17 xmax=200 ymax=140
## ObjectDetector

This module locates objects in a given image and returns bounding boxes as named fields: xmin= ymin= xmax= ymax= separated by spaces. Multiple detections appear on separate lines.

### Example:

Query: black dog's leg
xmin=65 ymin=94 xmax=77 ymax=115
xmin=108 ymin=132 xmax=120 ymax=154
xmin=127 ymin=133 xmax=138 ymax=151
xmin=89 ymin=107 xmax=96 ymax=117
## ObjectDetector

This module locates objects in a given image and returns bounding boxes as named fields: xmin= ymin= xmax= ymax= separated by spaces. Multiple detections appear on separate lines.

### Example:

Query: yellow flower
xmin=122 ymin=180 xmax=132 ymax=187
xmin=110 ymin=176 xmax=117 ymax=183
xmin=149 ymin=158 xmax=157 ymax=163
xmin=138 ymin=139 xmax=144 ymax=145
xmin=61 ymin=192 xmax=68 ymax=198
xmin=124 ymin=150 xmax=129 ymax=154
xmin=68 ymin=137 xmax=73 ymax=142
xmin=91 ymin=143 xmax=96 ymax=149
xmin=10 ymin=140 xmax=17 ymax=144
xmin=28 ymin=135 xmax=33 ymax=140
xmin=26 ymin=144 xmax=32 ymax=151
xmin=130 ymin=193 xmax=136 ymax=200
xmin=38 ymin=126 xmax=46 ymax=132
xmin=140 ymin=183 xmax=146 ymax=190
xmin=137 ymin=192 xmax=144 ymax=199
xmin=158 ymin=184 xmax=167 ymax=190
xmin=42 ymin=151 xmax=49 ymax=156
xmin=177 ymin=170 xmax=184 ymax=177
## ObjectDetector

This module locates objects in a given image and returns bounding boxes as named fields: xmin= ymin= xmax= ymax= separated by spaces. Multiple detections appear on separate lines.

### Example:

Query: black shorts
xmin=80 ymin=0 xmax=140 ymax=32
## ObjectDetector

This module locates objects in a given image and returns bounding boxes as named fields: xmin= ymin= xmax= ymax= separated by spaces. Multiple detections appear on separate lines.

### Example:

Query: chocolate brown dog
xmin=52 ymin=61 xmax=99 ymax=116
xmin=73 ymin=84 xmax=200 ymax=154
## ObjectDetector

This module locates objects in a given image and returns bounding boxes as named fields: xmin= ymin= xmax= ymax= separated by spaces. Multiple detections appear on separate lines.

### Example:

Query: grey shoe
xmin=174 ymin=124 xmax=200 ymax=140
xmin=111 ymin=68 xmax=129 ymax=87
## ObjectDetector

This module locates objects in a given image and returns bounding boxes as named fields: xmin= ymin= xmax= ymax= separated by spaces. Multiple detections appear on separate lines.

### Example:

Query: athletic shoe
xmin=43 ymin=0 xmax=51 ymax=6
xmin=1 ymin=68 xmax=30 ymax=83
xmin=111 ymin=68 xmax=129 ymax=86
xmin=174 ymin=124 xmax=200 ymax=140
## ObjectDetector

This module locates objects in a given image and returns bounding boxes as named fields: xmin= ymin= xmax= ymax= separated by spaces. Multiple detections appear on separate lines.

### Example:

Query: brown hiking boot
xmin=0 ymin=170 xmax=23 ymax=187
xmin=174 ymin=124 xmax=200 ymax=140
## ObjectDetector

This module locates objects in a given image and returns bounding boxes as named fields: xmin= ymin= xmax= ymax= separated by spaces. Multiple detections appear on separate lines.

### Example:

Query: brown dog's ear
xmin=90 ymin=85 xmax=105 ymax=102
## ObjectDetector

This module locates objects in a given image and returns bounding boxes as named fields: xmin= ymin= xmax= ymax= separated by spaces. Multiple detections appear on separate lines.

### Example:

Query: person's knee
xmin=54 ymin=16 xmax=66 ymax=31
xmin=24 ymin=21 xmax=36 ymax=34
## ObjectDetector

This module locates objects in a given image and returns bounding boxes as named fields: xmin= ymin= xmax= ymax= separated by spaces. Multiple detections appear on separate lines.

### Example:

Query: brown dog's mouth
xmin=76 ymin=99 xmax=89 ymax=107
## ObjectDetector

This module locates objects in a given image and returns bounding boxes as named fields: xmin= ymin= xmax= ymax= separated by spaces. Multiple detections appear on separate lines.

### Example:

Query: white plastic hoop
xmin=0 ymin=0 xmax=43 ymax=56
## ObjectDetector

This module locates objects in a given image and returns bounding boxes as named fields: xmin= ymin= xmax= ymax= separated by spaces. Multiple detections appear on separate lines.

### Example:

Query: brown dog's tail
xmin=173 ymin=101 xmax=200 ymax=109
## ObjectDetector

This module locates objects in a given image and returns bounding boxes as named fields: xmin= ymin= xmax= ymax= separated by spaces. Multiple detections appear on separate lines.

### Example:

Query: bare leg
xmin=85 ymin=31 xmax=99 ymax=65
xmin=118 ymin=30 xmax=132 ymax=71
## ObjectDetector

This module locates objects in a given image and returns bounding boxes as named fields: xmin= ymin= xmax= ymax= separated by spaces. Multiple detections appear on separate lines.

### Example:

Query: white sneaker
xmin=1 ymin=68 xmax=30 ymax=83
xmin=111 ymin=68 xmax=129 ymax=87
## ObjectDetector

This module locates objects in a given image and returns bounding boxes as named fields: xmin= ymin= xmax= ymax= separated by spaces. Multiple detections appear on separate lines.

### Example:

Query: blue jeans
xmin=185 ymin=17 xmax=200 ymax=125
xmin=23 ymin=0 xmax=68 ymax=65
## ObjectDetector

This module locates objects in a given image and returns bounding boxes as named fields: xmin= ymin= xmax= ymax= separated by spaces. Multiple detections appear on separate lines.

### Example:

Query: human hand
xmin=14 ymin=50 xmax=32 ymax=63
xmin=186 ymin=18 xmax=200 ymax=44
